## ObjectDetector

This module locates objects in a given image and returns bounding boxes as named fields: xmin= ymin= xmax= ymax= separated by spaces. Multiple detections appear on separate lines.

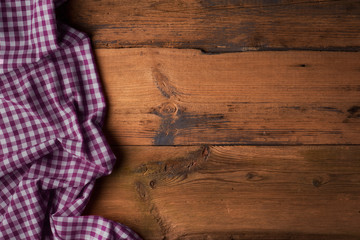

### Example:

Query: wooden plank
xmin=96 ymin=49 xmax=360 ymax=145
xmin=61 ymin=0 xmax=360 ymax=52
xmin=84 ymin=145 xmax=360 ymax=239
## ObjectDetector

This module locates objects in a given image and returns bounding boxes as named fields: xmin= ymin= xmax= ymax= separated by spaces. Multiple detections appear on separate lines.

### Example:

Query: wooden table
xmin=61 ymin=1 xmax=360 ymax=239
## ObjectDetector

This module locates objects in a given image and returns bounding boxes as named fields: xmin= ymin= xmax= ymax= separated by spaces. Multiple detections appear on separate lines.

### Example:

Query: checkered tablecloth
xmin=0 ymin=0 xmax=141 ymax=239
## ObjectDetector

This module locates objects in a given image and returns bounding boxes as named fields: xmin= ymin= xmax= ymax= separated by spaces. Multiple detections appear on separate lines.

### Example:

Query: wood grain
xmin=61 ymin=1 xmax=360 ymax=239
xmin=84 ymin=145 xmax=360 ymax=240
xmin=96 ymin=49 xmax=360 ymax=145
xmin=61 ymin=0 xmax=360 ymax=52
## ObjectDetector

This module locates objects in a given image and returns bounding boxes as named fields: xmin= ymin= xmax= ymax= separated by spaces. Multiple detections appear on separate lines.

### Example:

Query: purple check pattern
xmin=0 ymin=0 xmax=141 ymax=239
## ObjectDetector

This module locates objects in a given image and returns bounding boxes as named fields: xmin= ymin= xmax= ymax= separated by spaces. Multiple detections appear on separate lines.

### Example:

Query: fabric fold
xmin=0 ymin=0 xmax=141 ymax=239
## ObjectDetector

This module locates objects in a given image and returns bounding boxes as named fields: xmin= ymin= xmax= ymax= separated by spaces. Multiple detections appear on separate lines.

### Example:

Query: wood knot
xmin=312 ymin=177 xmax=323 ymax=188
xmin=312 ymin=175 xmax=330 ymax=188
xmin=347 ymin=106 xmax=360 ymax=118
xmin=246 ymin=172 xmax=264 ymax=181
xmin=161 ymin=102 xmax=178 ymax=115
xmin=150 ymin=102 xmax=179 ymax=117
xmin=149 ymin=180 xmax=156 ymax=189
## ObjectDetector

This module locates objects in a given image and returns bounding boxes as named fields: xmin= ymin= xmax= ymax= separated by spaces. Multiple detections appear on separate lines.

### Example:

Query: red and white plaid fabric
xmin=0 ymin=0 xmax=141 ymax=239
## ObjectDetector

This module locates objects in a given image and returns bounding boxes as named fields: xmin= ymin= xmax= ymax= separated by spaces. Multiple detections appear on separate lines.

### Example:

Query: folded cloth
xmin=0 ymin=0 xmax=141 ymax=239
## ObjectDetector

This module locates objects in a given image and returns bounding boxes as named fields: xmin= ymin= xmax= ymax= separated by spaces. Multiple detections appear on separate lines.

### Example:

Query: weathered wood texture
xmin=96 ymin=49 xmax=360 ymax=146
xmin=63 ymin=1 xmax=360 ymax=238
xmin=62 ymin=0 xmax=360 ymax=52
xmin=84 ymin=145 xmax=360 ymax=240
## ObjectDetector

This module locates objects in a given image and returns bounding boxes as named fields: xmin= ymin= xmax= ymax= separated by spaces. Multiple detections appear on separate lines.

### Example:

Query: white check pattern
xmin=0 ymin=0 xmax=141 ymax=239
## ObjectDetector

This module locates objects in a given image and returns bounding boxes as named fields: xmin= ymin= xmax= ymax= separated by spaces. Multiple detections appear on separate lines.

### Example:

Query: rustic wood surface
xmin=84 ymin=146 xmax=360 ymax=239
xmin=63 ymin=0 xmax=360 ymax=239
xmin=96 ymin=49 xmax=360 ymax=146
xmin=62 ymin=0 xmax=360 ymax=52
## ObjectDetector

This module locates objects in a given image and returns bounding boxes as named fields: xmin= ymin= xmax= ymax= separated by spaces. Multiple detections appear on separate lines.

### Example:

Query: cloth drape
xmin=0 ymin=0 xmax=141 ymax=239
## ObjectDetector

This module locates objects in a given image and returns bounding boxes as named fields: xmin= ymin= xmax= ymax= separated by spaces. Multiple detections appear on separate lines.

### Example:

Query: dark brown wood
xmin=62 ymin=1 xmax=360 ymax=238
xmin=95 ymin=49 xmax=360 ymax=146
xmin=84 ymin=145 xmax=360 ymax=240
xmin=62 ymin=0 xmax=360 ymax=52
